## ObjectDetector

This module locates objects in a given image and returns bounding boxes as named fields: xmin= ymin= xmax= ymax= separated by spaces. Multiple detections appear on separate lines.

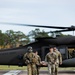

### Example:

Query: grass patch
xmin=0 ymin=65 xmax=75 ymax=71
xmin=40 ymin=67 xmax=75 ymax=71
xmin=58 ymin=67 xmax=75 ymax=71
xmin=0 ymin=65 xmax=27 ymax=70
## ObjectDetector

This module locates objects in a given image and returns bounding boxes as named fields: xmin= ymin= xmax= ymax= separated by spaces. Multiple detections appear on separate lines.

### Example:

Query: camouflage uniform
xmin=23 ymin=47 xmax=37 ymax=75
xmin=54 ymin=50 xmax=62 ymax=64
xmin=54 ymin=49 xmax=62 ymax=75
xmin=72 ymin=50 xmax=75 ymax=58
xmin=45 ymin=52 xmax=58 ymax=75
xmin=35 ymin=54 xmax=41 ymax=75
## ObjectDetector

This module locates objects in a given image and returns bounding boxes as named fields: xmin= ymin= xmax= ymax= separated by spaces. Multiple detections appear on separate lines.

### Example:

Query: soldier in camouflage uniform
xmin=23 ymin=46 xmax=37 ymax=75
xmin=72 ymin=50 xmax=75 ymax=58
xmin=45 ymin=47 xmax=58 ymax=75
xmin=53 ymin=47 xmax=62 ymax=75
xmin=34 ymin=51 xmax=41 ymax=75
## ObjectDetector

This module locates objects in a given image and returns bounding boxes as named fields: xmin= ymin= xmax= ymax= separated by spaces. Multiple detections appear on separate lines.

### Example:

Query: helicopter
xmin=0 ymin=22 xmax=75 ymax=67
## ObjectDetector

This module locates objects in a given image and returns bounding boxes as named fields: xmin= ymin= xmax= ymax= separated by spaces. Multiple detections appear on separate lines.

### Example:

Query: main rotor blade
xmin=50 ymin=29 xmax=74 ymax=33
xmin=0 ymin=22 xmax=68 ymax=29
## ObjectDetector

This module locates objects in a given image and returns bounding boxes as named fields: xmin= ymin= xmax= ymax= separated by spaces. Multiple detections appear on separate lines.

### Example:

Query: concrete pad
xmin=19 ymin=70 xmax=75 ymax=75
xmin=0 ymin=70 xmax=75 ymax=75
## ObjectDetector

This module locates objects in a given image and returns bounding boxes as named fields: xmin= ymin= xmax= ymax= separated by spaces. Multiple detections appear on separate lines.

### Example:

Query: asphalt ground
xmin=0 ymin=70 xmax=75 ymax=75
xmin=19 ymin=70 xmax=75 ymax=75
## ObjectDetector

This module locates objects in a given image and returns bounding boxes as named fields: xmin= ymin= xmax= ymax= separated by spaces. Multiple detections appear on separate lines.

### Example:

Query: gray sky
xmin=0 ymin=0 xmax=75 ymax=35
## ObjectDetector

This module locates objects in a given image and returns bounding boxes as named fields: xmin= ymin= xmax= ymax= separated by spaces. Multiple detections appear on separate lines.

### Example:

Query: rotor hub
xmin=68 ymin=25 xmax=75 ymax=30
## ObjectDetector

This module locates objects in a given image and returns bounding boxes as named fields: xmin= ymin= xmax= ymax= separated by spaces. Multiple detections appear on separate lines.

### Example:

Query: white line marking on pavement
xmin=3 ymin=70 xmax=21 ymax=75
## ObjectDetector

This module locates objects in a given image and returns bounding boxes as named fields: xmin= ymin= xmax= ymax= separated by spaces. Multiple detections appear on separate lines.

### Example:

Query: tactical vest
xmin=46 ymin=52 xmax=57 ymax=64
xmin=25 ymin=52 xmax=37 ymax=64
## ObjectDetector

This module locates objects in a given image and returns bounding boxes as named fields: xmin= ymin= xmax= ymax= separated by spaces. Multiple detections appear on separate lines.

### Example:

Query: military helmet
xmin=27 ymin=46 xmax=33 ymax=52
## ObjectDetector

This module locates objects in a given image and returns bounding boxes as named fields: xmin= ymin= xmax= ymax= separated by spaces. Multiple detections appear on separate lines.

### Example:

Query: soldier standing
xmin=23 ymin=46 xmax=37 ymax=75
xmin=53 ymin=47 xmax=62 ymax=75
xmin=34 ymin=51 xmax=41 ymax=75
xmin=72 ymin=50 xmax=75 ymax=58
xmin=45 ymin=47 xmax=58 ymax=75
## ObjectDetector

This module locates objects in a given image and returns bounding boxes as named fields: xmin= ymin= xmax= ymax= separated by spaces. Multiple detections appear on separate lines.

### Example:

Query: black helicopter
xmin=0 ymin=22 xmax=75 ymax=67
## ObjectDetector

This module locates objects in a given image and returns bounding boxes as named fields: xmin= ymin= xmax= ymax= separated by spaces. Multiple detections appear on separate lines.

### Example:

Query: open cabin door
xmin=41 ymin=46 xmax=68 ymax=61
xmin=58 ymin=46 xmax=68 ymax=60
xmin=41 ymin=46 xmax=49 ymax=61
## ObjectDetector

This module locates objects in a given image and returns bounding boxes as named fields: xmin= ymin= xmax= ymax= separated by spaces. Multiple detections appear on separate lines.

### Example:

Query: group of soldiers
xmin=23 ymin=46 xmax=62 ymax=75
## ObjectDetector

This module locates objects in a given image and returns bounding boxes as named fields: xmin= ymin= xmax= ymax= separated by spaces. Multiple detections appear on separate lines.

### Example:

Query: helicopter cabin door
xmin=41 ymin=46 xmax=68 ymax=61
xmin=58 ymin=46 xmax=68 ymax=60
xmin=41 ymin=46 xmax=49 ymax=61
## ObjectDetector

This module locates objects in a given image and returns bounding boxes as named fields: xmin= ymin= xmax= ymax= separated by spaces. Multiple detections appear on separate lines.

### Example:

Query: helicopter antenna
xmin=73 ymin=30 xmax=74 ymax=36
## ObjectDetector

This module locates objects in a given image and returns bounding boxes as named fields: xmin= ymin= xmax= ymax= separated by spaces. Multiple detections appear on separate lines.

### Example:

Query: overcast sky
xmin=0 ymin=0 xmax=75 ymax=35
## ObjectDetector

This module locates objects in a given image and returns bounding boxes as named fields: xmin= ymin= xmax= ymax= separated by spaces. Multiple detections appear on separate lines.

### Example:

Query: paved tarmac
xmin=19 ymin=70 xmax=75 ymax=75
xmin=0 ymin=70 xmax=75 ymax=75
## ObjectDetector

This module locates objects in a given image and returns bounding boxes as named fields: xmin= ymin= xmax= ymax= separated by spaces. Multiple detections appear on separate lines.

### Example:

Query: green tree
xmin=0 ymin=30 xmax=9 ymax=49
xmin=28 ymin=28 xmax=49 ymax=41
xmin=14 ymin=31 xmax=30 ymax=46
xmin=5 ymin=30 xmax=15 ymax=47
xmin=5 ymin=30 xmax=30 ymax=48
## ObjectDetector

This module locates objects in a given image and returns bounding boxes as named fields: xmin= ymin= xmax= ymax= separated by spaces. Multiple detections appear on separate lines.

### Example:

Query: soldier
xmin=53 ymin=47 xmax=62 ymax=75
xmin=72 ymin=50 xmax=75 ymax=58
xmin=45 ymin=47 xmax=58 ymax=75
xmin=34 ymin=51 xmax=41 ymax=75
xmin=23 ymin=46 xmax=37 ymax=75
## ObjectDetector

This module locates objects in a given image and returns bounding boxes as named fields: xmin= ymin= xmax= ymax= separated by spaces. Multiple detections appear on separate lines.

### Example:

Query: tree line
xmin=0 ymin=28 xmax=69 ymax=49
